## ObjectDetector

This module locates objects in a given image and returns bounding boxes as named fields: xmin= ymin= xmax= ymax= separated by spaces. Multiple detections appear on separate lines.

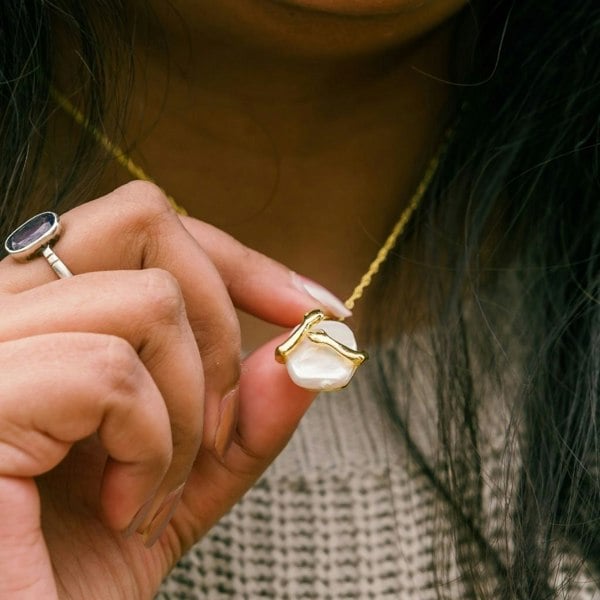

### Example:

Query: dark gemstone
xmin=5 ymin=211 xmax=58 ymax=253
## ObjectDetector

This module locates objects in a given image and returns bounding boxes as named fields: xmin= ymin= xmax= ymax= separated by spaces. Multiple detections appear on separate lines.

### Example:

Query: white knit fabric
xmin=157 ymin=357 xmax=599 ymax=599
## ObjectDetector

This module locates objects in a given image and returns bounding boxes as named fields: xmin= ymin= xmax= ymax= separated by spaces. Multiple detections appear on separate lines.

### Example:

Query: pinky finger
xmin=0 ymin=332 xmax=174 ymax=532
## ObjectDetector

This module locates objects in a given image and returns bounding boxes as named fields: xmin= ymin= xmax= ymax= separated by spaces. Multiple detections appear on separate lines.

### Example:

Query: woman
xmin=0 ymin=0 xmax=598 ymax=598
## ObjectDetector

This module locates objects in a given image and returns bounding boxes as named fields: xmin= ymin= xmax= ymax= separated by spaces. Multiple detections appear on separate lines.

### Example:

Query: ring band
xmin=4 ymin=211 xmax=73 ymax=279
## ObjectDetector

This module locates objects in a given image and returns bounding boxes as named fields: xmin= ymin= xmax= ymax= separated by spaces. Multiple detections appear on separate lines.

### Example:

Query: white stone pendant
xmin=275 ymin=310 xmax=368 ymax=392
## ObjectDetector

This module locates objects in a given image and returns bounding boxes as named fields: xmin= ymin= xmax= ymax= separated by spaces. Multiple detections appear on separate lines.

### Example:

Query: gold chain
xmin=53 ymin=90 xmax=446 ymax=311
xmin=343 ymin=147 xmax=443 ymax=310
xmin=52 ymin=90 xmax=187 ymax=216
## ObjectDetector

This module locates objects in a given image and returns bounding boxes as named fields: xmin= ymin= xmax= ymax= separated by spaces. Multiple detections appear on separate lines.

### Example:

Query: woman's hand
xmin=0 ymin=181 xmax=330 ymax=599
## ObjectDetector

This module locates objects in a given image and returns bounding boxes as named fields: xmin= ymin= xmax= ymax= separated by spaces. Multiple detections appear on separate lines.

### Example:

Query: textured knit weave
xmin=157 ymin=355 xmax=599 ymax=599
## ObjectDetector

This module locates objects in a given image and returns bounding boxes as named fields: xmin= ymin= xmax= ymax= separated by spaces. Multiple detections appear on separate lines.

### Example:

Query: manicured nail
xmin=292 ymin=273 xmax=352 ymax=319
xmin=122 ymin=496 xmax=154 ymax=539
xmin=214 ymin=388 xmax=239 ymax=460
xmin=138 ymin=483 xmax=185 ymax=548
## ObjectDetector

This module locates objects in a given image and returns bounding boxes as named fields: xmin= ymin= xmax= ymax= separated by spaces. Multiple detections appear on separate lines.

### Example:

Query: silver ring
xmin=4 ymin=211 xmax=73 ymax=279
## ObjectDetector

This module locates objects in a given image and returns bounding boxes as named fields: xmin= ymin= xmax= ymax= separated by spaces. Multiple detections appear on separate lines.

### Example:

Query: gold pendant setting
xmin=275 ymin=310 xmax=368 ymax=392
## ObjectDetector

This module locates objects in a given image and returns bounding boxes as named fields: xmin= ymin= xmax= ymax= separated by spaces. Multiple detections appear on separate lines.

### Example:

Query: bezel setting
xmin=4 ymin=211 xmax=62 ymax=261
xmin=276 ymin=310 xmax=368 ymax=391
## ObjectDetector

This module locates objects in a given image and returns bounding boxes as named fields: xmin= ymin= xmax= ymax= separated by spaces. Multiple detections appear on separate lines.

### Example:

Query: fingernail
xmin=138 ymin=483 xmax=185 ymax=548
xmin=292 ymin=273 xmax=352 ymax=319
xmin=122 ymin=496 xmax=154 ymax=539
xmin=214 ymin=388 xmax=239 ymax=461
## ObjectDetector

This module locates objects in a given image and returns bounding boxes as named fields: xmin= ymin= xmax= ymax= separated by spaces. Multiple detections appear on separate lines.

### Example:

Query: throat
xmin=96 ymin=18 xmax=460 ymax=348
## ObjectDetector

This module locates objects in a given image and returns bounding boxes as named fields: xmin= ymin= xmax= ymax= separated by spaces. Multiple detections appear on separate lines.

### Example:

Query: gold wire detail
xmin=275 ymin=310 xmax=367 ymax=368
xmin=51 ymin=89 xmax=187 ymax=216
xmin=306 ymin=330 xmax=368 ymax=366
xmin=275 ymin=310 xmax=325 ymax=362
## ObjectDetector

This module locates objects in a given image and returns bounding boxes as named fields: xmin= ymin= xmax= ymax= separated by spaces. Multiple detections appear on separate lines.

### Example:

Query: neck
xmin=111 ymin=5 xmax=464 ymax=346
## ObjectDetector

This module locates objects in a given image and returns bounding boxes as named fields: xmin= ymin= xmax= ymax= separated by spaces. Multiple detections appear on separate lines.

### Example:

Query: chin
xmin=170 ymin=0 xmax=468 ymax=60
xmin=270 ymin=0 xmax=437 ymax=18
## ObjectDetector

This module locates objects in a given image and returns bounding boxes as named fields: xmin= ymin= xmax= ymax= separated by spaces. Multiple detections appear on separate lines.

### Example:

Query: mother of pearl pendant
xmin=275 ymin=310 xmax=368 ymax=392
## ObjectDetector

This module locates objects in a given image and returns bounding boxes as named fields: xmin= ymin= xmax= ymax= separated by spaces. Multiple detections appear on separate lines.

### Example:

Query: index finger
xmin=0 ymin=181 xmax=240 ymax=400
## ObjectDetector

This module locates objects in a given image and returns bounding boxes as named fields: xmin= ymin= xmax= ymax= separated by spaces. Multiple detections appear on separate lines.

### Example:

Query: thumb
xmin=234 ymin=334 xmax=318 ymax=461
xmin=171 ymin=335 xmax=317 ymax=545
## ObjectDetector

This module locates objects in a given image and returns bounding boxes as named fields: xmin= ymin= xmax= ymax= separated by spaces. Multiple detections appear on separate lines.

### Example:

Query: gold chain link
xmin=343 ymin=145 xmax=444 ymax=310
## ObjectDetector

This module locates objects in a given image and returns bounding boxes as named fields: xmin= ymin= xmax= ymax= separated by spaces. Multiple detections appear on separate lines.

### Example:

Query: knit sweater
xmin=157 ymin=355 xmax=599 ymax=599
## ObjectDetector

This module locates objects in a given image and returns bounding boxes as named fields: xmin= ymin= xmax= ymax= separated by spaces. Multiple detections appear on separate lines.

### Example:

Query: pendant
xmin=275 ymin=310 xmax=368 ymax=392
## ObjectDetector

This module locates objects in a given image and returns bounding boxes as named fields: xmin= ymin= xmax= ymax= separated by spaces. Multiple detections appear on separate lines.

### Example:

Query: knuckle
xmin=138 ymin=268 xmax=185 ymax=325
xmin=95 ymin=335 xmax=143 ymax=397
xmin=120 ymin=180 xmax=176 ymax=239
xmin=121 ymin=180 xmax=171 ymax=213
xmin=133 ymin=180 xmax=172 ymax=216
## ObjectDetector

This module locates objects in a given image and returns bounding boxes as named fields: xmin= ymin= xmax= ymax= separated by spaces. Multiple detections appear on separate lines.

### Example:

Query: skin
xmin=119 ymin=0 xmax=469 ymax=345
xmin=0 ymin=185 xmax=322 ymax=598
xmin=1 ymin=1 xmax=468 ymax=598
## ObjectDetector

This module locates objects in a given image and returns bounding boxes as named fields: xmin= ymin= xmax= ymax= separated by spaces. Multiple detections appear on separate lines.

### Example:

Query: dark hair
xmin=371 ymin=2 xmax=600 ymax=597
xmin=0 ymin=0 xmax=132 ymax=236
xmin=1 ymin=1 xmax=598 ymax=598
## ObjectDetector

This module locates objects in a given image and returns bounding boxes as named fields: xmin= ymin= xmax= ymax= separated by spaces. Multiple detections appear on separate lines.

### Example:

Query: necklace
xmin=53 ymin=90 xmax=445 ymax=392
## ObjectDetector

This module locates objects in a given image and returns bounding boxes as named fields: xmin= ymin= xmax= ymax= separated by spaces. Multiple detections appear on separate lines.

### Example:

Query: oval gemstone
xmin=5 ymin=212 xmax=58 ymax=255
xmin=285 ymin=320 xmax=358 ymax=391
